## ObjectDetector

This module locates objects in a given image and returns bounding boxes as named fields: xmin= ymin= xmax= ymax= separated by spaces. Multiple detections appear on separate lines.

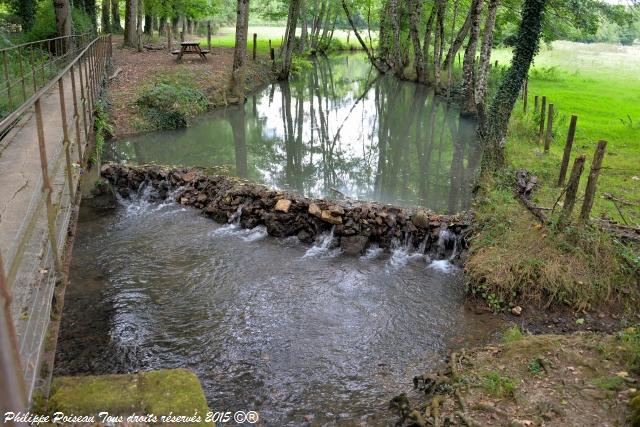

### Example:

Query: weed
xmin=528 ymin=359 xmax=543 ymax=375
xmin=482 ymin=372 xmax=517 ymax=398
xmin=502 ymin=325 xmax=524 ymax=344
xmin=617 ymin=327 xmax=640 ymax=373
xmin=592 ymin=376 xmax=624 ymax=391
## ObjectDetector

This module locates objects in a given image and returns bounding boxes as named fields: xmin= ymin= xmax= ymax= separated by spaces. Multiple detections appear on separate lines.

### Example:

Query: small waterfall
xmin=388 ymin=236 xmax=425 ymax=269
xmin=436 ymin=227 xmax=459 ymax=259
xmin=242 ymin=226 xmax=268 ymax=242
xmin=303 ymin=227 xmax=341 ymax=258
xmin=361 ymin=244 xmax=383 ymax=261
xmin=228 ymin=205 xmax=244 ymax=224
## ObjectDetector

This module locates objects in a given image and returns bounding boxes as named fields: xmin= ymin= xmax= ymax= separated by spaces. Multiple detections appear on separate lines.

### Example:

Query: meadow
xmin=494 ymin=41 xmax=640 ymax=225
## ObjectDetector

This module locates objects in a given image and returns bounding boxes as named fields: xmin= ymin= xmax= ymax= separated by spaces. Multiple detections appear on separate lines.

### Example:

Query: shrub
xmin=136 ymin=81 xmax=209 ymax=130
xmin=482 ymin=372 xmax=517 ymax=398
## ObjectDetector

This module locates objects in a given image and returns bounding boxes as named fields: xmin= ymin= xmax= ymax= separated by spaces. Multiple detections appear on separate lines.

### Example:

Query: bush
xmin=136 ymin=81 xmax=209 ymax=130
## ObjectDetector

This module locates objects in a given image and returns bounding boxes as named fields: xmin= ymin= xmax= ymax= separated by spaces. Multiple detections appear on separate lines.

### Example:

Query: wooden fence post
xmin=580 ymin=140 xmax=608 ymax=222
xmin=538 ymin=96 xmax=547 ymax=143
xmin=168 ymin=25 xmax=172 ymax=51
xmin=207 ymin=21 xmax=212 ymax=50
xmin=534 ymin=95 xmax=539 ymax=114
xmin=559 ymin=155 xmax=586 ymax=228
xmin=544 ymin=103 xmax=554 ymax=153
xmin=253 ymin=33 xmax=257 ymax=61
xmin=270 ymin=47 xmax=275 ymax=61
xmin=557 ymin=115 xmax=578 ymax=186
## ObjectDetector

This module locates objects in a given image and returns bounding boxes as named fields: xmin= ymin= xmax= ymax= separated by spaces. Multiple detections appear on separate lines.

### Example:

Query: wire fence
xmin=0 ymin=33 xmax=93 ymax=128
xmin=0 ymin=33 xmax=112 ymax=414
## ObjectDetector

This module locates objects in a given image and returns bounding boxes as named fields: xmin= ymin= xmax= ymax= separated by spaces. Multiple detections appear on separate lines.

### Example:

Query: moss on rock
xmin=47 ymin=369 xmax=211 ymax=425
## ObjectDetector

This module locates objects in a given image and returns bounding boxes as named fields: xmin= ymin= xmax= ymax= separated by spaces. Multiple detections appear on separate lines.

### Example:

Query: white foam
xmin=427 ymin=259 xmax=457 ymax=274
xmin=360 ymin=244 xmax=383 ymax=261
xmin=303 ymin=227 xmax=342 ymax=258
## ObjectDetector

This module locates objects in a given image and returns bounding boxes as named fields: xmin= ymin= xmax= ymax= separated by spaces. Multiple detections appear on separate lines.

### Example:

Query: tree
xmin=102 ymin=0 xmax=111 ymax=33
xmin=278 ymin=0 xmax=302 ymax=80
xmin=124 ymin=0 xmax=137 ymax=46
xmin=232 ymin=0 xmax=250 ymax=99
xmin=112 ymin=0 xmax=123 ymax=32
xmin=475 ymin=0 xmax=500 ymax=110
xmin=53 ymin=0 xmax=72 ymax=50
xmin=482 ymin=0 xmax=548 ymax=168
xmin=460 ymin=0 xmax=483 ymax=116
xmin=11 ymin=0 xmax=36 ymax=31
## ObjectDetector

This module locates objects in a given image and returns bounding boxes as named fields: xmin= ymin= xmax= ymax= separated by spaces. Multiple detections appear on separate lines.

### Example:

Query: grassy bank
xmin=465 ymin=41 xmax=639 ymax=313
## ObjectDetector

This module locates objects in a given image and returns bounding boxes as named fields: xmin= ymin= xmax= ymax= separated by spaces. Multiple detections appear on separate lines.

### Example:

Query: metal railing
xmin=0 ymin=34 xmax=112 ymax=416
xmin=0 ymin=33 xmax=93 ymax=128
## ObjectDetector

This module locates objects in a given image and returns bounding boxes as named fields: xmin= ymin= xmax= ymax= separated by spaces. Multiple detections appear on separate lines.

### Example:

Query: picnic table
xmin=172 ymin=41 xmax=209 ymax=61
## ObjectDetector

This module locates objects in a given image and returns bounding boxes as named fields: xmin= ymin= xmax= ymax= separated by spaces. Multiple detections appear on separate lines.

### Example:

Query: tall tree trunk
xmin=83 ymin=0 xmax=97 ymax=30
xmin=443 ymin=7 xmax=471 ymax=70
xmin=408 ymin=0 xmax=425 ymax=82
xmin=53 ymin=0 xmax=72 ymax=51
xmin=299 ymin=0 xmax=308 ymax=52
xmin=378 ymin=0 xmax=391 ymax=62
xmin=232 ymin=0 xmax=250 ymax=99
xmin=136 ymin=0 xmax=142 ymax=51
xmin=311 ymin=0 xmax=326 ymax=50
xmin=422 ymin=4 xmax=437 ymax=80
xmin=483 ymin=0 xmax=547 ymax=168
xmin=159 ymin=16 xmax=166 ymax=35
xmin=101 ymin=0 xmax=111 ymax=33
xmin=433 ymin=0 xmax=446 ymax=90
xmin=111 ymin=0 xmax=123 ymax=32
xmin=123 ymin=0 xmax=137 ymax=47
xmin=460 ymin=0 xmax=483 ymax=116
xmin=144 ymin=14 xmax=152 ymax=35
xmin=475 ymin=0 xmax=500 ymax=121
xmin=279 ymin=0 xmax=302 ymax=80
xmin=389 ymin=0 xmax=403 ymax=76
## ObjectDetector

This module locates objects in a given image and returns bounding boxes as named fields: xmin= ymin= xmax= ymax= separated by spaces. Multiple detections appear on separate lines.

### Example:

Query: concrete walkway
xmin=0 ymin=66 xmax=90 ymax=400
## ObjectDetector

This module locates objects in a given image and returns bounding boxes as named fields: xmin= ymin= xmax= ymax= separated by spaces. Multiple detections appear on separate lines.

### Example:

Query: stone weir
xmin=100 ymin=164 xmax=473 ymax=258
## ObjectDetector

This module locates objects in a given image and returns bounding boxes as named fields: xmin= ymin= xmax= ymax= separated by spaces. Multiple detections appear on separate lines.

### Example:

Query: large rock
xmin=321 ymin=210 xmax=342 ymax=225
xmin=411 ymin=210 xmax=430 ymax=229
xmin=275 ymin=199 xmax=292 ymax=213
xmin=340 ymin=236 xmax=369 ymax=256
xmin=308 ymin=203 xmax=322 ymax=217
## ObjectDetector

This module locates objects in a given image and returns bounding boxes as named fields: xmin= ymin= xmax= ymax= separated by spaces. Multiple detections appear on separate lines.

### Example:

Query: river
xmin=55 ymin=54 xmax=490 ymax=425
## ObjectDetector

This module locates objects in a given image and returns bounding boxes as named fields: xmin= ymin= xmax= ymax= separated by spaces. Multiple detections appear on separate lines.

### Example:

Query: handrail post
xmin=70 ymin=64 xmax=84 ymax=162
xmin=58 ymin=78 xmax=75 ymax=200
xmin=34 ymin=99 xmax=63 ymax=274
xmin=2 ymin=51 xmax=13 ymax=111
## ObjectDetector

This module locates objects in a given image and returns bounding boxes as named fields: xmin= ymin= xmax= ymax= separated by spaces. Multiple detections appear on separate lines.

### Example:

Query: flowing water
xmin=56 ymin=54 xmax=492 ymax=425
xmin=107 ymin=54 xmax=480 ymax=212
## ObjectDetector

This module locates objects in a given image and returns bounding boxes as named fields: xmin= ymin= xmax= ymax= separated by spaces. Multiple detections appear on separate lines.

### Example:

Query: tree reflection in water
xmin=111 ymin=54 xmax=481 ymax=213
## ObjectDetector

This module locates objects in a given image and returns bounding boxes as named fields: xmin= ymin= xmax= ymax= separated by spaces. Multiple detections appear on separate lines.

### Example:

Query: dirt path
xmin=107 ymin=36 xmax=272 ymax=137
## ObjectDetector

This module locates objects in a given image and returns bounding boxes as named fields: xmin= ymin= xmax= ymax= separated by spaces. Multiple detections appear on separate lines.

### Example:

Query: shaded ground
xmin=108 ymin=36 xmax=273 ymax=137
xmin=394 ymin=330 xmax=640 ymax=427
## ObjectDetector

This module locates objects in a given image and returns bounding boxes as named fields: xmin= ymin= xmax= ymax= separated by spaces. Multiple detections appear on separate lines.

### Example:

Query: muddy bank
xmin=100 ymin=163 xmax=472 ymax=257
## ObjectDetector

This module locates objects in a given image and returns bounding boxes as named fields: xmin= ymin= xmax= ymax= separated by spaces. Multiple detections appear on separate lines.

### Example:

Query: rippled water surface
xmin=55 ymin=197 xmax=493 ymax=425
xmin=57 ymin=54 xmax=491 ymax=425
xmin=108 ymin=54 xmax=480 ymax=212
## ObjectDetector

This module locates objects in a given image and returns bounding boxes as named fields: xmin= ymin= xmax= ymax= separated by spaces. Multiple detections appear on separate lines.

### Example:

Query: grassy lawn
xmin=494 ymin=41 xmax=640 ymax=225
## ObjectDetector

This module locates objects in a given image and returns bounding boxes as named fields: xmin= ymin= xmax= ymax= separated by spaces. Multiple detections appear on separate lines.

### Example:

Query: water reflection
xmin=109 ymin=54 xmax=480 ymax=212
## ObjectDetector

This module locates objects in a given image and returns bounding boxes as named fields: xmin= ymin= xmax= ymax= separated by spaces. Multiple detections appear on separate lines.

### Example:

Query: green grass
xmin=501 ymin=325 xmax=524 ymax=344
xmin=492 ymin=41 xmax=640 ymax=226
xmin=481 ymin=372 xmax=518 ymax=398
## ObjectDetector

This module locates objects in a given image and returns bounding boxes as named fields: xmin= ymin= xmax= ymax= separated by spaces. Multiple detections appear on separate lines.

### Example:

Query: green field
xmin=198 ymin=25 xmax=365 ymax=54
xmin=494 ymin=41 xmax=640 ymax=225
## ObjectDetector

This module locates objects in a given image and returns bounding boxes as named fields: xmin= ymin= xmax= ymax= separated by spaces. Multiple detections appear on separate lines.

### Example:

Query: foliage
xmin=527 ymin=358 xmax=543 ymax=375
xmin=24 ymin=2 xmax=93 ymax=42
xmin=592 ymin=375 xmax=625 ymax=391
xmin=136 ymin=78 xmax=209 ymax=130
xmin=617 ymin=327 xmax=640 ymax=373
xmin=91 ymin=100 xmax=113 ymax=166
